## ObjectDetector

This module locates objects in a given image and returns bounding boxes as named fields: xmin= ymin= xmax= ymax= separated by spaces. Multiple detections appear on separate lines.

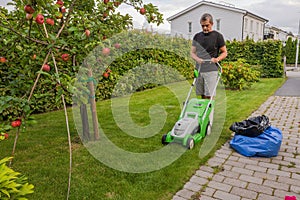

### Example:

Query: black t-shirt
xmin=192 ymin=31 xmax=225 ymax=72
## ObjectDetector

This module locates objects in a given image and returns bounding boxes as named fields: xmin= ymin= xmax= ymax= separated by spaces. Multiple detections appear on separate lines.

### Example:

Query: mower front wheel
xmin=186 ymin=138 xmax=195 ymax=149
xmin=162 ymin=134 xmax=169 ymax=145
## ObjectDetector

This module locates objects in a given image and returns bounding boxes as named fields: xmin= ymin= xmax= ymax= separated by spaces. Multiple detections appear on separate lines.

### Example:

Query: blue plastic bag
xmin=230 ymin=126 xmax=282 ymax=157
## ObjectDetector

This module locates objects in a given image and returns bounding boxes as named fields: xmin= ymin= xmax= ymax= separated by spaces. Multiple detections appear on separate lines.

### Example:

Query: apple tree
xmin=0 ymin=0 xmax=163 ymax=113
xmin=0 ymin=0 xmax=163 ymax=196
xmin=0 ymin=0 xmax=163 ymax=135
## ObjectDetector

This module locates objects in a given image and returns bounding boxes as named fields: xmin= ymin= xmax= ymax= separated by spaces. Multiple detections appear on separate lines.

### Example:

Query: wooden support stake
xmin=87 ymin=69 xmax=99 ymax=141
xmin=9 ymin=128 xmax=20 ymax=167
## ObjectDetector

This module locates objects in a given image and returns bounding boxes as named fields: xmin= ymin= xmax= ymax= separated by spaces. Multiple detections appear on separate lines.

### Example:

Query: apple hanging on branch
xmin=0 ymin=133 xmax=9 ymax=140
xmin=61 ymin=7 xmax=67 ymax=14
xmin=114 ymin=43 xmax=121 ymax=49
xmin=11 ymin=119 xmax=22 ymax=128
xmin=56 ymin=0 xmax=64 ymax=8
xmin=85 ymin=29 xmax=91 ymax=37
xmin=24 ymin=5 xmax=35 ymax=14
xmin=0 ymin=57 xmax=6 ymax=63
xmin=102 ymin=47 xmax=111 ymax=56
xmin=32 ymin=54 xmax=37 ymax=60
xmin=35 ymin=14 xmax=44 ymax=24
xmin=46 ymin=18 xmax=55 ymax=26
xmin=42 ymin=64 xmax=51 ymax=72
xmin=139 ymin=7 xmax=146 ymax=15
xmin=103 ymin=72 xmax=109 ymax=78
xmin=61 ymin=53 xmax=69 ymax=61
xmin=113 ymin=1 xmax=120 ymax=7
xmin=25 ymin=13 xmax=33 ymax=20
xmin=135 ymin=3 xmax=164 ymax=25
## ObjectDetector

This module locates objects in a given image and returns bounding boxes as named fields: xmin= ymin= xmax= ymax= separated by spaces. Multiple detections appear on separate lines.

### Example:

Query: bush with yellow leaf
xmin=221 ymin=59 xmax=260 ymax=90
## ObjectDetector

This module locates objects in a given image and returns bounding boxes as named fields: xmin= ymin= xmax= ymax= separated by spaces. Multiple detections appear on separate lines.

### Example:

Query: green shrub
xmin=260 ymin=40 xmax=283 ymax=78
xmin=225 ymin=39 xmax=283 ymax=78
xmin=221 ymin=59 xmax=260 ymax=90
xmin=0 ymin=157 xmax=34 ymax=200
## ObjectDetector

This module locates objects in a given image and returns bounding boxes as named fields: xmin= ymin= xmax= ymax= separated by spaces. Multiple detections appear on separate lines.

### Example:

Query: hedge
xmin=226 ymin=38 xmax=283 ymax=78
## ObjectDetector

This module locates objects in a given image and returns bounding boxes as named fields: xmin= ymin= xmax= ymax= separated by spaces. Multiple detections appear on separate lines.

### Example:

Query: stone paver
xmin=172 ymin=69 xmax=300 ymax=200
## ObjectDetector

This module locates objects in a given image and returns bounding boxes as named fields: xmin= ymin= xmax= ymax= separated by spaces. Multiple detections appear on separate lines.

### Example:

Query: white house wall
xmin=170 ymin=5 xmax=244 ymax=41
xmin=243 ymin=15 xmax=265 ymax=41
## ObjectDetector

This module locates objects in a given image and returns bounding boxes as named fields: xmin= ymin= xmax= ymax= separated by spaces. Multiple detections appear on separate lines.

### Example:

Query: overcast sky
xmin=1 ymin=0 xmax=300 ymax=34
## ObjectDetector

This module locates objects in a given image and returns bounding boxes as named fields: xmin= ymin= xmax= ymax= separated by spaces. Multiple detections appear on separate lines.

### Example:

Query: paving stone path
xmin=173 ymin=69 xmax=300 ymax=200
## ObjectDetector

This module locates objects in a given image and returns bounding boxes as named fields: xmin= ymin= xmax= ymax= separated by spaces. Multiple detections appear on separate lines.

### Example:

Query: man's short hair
xmin=200 ymin=13 xmax=213 ymax=24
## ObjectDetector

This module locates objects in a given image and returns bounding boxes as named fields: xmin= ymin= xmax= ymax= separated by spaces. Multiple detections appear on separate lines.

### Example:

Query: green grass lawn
xmin=0 ymin=78 xmax=285 ymax=200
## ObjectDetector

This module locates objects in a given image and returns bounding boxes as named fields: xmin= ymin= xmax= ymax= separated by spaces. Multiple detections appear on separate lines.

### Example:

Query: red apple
xmin=15 ymin=119 xmax=22 ymax=127
xmin=4 ymin=133 xmax=8 ymax=139
xmin=114 ymin=1 xmax=120 ymax=7
xmin=0 ymin=57 xmax=6 ymax=63
xmin=114 ymin=43 xmax=121 ymax=49
xmin=24 ymin=5 xmax=35 ymax=14
xmin=42 ymin=64 xmax=51 ymax=72
xmin=46 ymin=18 xmax=55 ymax=26
xmin=56 ymin=0 xmax=64 ymax=8
xmin=35 ymin=14 xmax=44 ymax=24
xmin=103 ymin=12 xmax=108 ymax=18
xmin=11 ymin=121 xmax=17 ymax=127
xmin=11 ymin=119 xmax=21 ymax=128
xmin=104 ymin=0 xmax=109 ymax=4
xmin=26 ymin=13 xmax=33 ymax=20
xmin=61 ymin=7 xmax=66 ymax=13
xmin=140 ymin=7 xmax=146 ymax=15
xmin=102 ymin=47 xmax=111 ymax=56
xmin=103 ymin=72 xmax=109 ymax=78
xmin=85 ymin=29 xmax=90 ymax=37
xmin=61 ymin=53 xmax=69 ymax=61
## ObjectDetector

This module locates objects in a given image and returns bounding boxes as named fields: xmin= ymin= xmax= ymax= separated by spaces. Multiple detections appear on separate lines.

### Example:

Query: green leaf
xmin=16 ymin=45 xmax=23 ymax=51
xmin=68 ymin=27 xmax=78 ymax=32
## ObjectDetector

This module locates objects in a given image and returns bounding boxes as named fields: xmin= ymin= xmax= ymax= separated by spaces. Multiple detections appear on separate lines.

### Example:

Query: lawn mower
xmin=161 ymin=60 xmax=222 ymax=149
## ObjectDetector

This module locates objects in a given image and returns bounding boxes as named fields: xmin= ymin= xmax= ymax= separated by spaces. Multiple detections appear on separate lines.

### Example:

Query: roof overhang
xmin=167 ymin=0 xmax=268 ymax=23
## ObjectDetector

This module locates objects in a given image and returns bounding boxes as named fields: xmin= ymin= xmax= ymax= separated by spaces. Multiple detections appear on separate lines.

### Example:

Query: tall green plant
xmin=283 ymin=37 xmax=298 ymax=64
xmin=260 ymin=40 xmax=283 ymax=78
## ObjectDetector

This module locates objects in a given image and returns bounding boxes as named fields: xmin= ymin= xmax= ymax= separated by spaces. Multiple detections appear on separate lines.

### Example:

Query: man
xmin=191 ymin=13 xmax=227 ymax=99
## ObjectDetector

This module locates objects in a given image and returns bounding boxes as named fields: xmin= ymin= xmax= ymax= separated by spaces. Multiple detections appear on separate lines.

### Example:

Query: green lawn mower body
xmin=161 ymin=60 xmax=221 ymax=149
xmin=162 ymin=98 xmax=214 ymax=149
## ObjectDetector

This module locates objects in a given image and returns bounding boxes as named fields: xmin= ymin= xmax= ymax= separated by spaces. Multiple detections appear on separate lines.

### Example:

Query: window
xmin=188 ymin=22 xmax=192 ymax=33
xmin=256 ymin=22 xmax=259 ymax=34
xmin=244 ymin=18 xmax=248 ymax=31
xmin=216 ymin=19 xmax=221 ymax=31
xmin=250 ymin=20 xmax=253 ymax=33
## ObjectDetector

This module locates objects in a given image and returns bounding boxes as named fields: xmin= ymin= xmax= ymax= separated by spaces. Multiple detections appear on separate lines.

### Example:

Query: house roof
xmin=167 ymin=0 xmax=268 ymax=23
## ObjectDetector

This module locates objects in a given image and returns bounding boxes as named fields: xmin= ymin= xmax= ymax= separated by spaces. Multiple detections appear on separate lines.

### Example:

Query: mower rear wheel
xmin=206 ymin=122 xmax=212 ymax=136
xmin=186 ymin=138 xmax=195 ymax=149
xmin=161 ymin=134 xmax=169 ymax=145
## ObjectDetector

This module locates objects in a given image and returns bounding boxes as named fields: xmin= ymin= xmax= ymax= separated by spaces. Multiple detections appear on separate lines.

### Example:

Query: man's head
xmin=200 ymin=13 xmax=213 ymax=33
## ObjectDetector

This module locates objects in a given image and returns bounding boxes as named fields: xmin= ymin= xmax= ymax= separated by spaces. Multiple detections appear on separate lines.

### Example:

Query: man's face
xmin=200 ymin=19 xmax=213 ymax=33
